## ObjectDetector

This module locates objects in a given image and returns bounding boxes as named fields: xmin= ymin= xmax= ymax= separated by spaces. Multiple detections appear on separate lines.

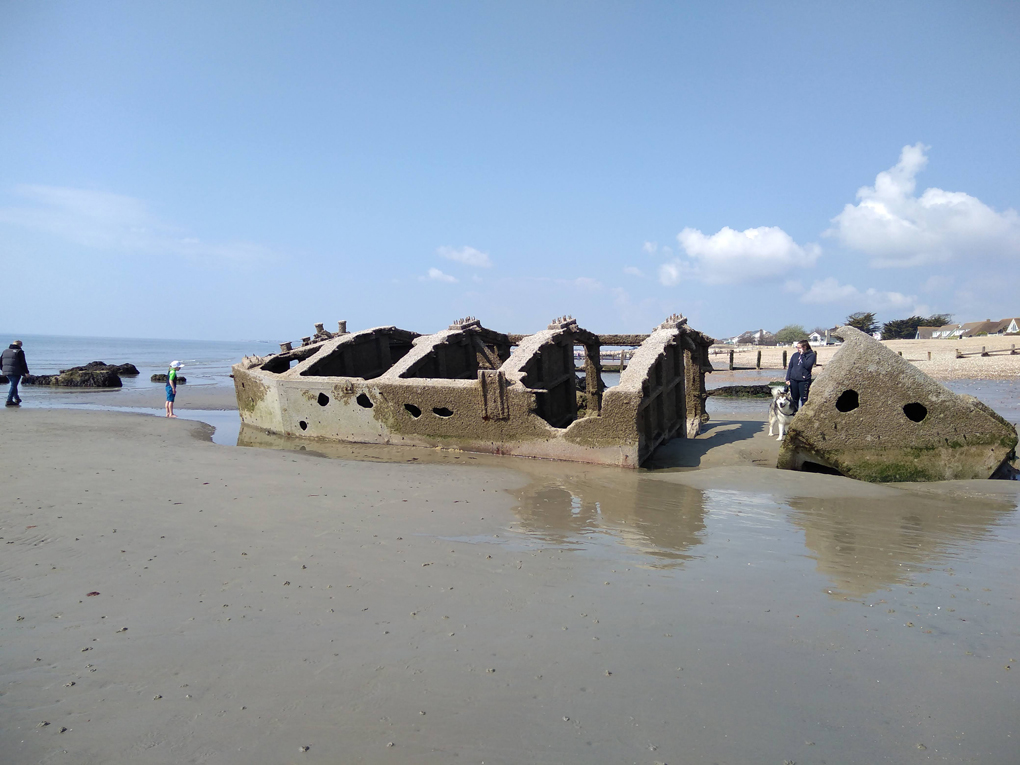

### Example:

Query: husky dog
xmin=768 ymin=386 xmax=796 ymax=440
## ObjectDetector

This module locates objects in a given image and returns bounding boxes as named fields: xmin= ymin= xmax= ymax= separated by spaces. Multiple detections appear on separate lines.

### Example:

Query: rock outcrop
xmin=151 ymin=374 xmax=186 ymax=384
xmin=60 ymin=361 xmax=139 ymax=376
xmin=707 ymin=384 xmax=779 ymax=398
xmin=24 ymin=370 xmax=122 ymax=388
xmin=777 ymin=325 xmax=1017 ymax=481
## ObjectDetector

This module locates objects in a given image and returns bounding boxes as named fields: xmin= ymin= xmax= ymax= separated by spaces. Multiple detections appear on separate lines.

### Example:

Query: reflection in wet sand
xmin=240 ymin=422 xmax=709 ymax=566
xmin=508 ymin=468 xmax=707 ymax=566
xmin=239 ymin=423 xmax=1019 ymax=590
xmin=788 ymin=491 xmax=1018 ymax=598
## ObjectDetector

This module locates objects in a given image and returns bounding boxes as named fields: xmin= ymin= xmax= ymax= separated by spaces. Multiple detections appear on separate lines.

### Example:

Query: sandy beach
xmin=711 ymin=335 xmax=1020 ymax=381
xmin=2 ymin=397 xmax=1018 ymax=764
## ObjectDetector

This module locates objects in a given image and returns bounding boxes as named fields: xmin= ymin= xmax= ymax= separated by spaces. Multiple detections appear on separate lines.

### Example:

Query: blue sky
xmin=2 ymin=1 xmax=1018 ymax=342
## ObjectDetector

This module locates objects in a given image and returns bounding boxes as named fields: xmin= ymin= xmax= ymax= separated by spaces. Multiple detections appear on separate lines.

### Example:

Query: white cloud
xmin=659 ymin=226 xmax=820 ymax=286
xmin=437 ymin=245 xmax=492 ymax=268
xmin=424 ymin=267 xmax=458 ymax=283
xmin=827 ymin=143 xmax=1020 ymax=267
xmin=0 ymin=184 xmax=271 ymax=261
xmin=658 ymin=262 xmax=683 ymax=286
xmin=920 ymin=274 xmax=952 ymax=293
xmin=623 ymin=266 xmax=644 ymax=277
xmin=573 ymin=277 xmax=603 ymax=292
xmin=799 ymin=277 xmax=923 ymax=313
xmin=643 ymin=241 xmax=672 ymax=257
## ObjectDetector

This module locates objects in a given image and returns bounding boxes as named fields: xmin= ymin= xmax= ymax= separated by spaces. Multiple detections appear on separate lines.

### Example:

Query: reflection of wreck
xmin=790 ymin=491 xmax=1015 ymax=598
xmin=233 ymin=315 xmax=713 ymax=467
xmin=509 ymin=469 xmax=707 ymax=565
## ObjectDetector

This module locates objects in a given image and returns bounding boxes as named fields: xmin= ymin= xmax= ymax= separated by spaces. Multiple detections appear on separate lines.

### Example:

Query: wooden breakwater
xmin=955 ymin=344 xmax=1018 ymax=359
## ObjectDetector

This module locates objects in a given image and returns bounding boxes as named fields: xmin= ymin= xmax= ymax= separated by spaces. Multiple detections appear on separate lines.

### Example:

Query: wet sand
xmin=2 ymin=408 xmax=1018 ymax=764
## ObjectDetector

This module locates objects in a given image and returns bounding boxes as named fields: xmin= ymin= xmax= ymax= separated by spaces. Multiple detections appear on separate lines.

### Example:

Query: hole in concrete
xmin=835 ymin=390 xmax=859 ymax=412
xmin=903 ymin=402 xmax=927 ymax=422
xmin=317 ymin=392 xmax=329 ymax=407
xmin=356 ymin=393 xmax=373 ymax=408
xmin=433 ymin=407 xmax=454 ymax=418
xmin=262 ymin=356 xmax=296 ymax=373
xmin=299 ymin=420 xmax=308 ymax=430
xmin=404 ymin=404 xmax=422 ymax=418
xmin=802 ymin=461 xmax=843 ymax=476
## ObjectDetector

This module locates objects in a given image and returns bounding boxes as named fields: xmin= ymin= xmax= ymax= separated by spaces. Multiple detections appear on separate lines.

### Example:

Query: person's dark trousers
xmin=789 ymin=379 xmax=810 ymax=413
xmin=6 ymin=374 xmax=22 ymax=404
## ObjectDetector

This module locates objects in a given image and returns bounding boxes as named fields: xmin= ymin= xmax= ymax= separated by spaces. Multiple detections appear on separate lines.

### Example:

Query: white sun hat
xmin=170 ymin=360 xmax=184 ymax=369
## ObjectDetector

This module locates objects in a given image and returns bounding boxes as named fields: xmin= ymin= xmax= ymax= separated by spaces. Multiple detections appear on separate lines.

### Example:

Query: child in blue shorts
xmin=165 ymin=360 xmax=183 ymax=418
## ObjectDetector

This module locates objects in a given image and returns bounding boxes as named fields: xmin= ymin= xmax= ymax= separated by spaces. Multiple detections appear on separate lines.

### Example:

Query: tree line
xmin=845 ymin=312 xmax=953 ymax=339
xmin=773 ymin=312 xmax=952 ymax=343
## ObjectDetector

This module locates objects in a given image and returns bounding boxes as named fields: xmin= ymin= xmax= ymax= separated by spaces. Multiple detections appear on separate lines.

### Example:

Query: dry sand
xmin=2 ymin=408 xmax=1018 ymax=764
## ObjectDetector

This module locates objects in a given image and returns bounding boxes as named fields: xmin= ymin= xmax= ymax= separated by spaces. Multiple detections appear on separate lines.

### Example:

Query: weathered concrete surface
xmin=778 ymin=325 xmax=1018 ymax=481
xmin=233 ymin=315 xmax=713 ymax=467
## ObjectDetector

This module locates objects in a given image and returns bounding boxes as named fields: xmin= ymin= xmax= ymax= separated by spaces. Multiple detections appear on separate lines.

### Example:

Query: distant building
xmin=735 ymin=329 xmax=777 ymax=346
xmin=915 ymin=318 xmax=1018 ymax=339
xmin=993 ymin=317 xmax=1020 ymax=335
xmin=809 ymin=327 xmax=841 ymax=345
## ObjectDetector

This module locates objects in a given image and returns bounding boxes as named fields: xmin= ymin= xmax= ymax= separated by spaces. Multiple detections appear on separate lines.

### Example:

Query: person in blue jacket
xmin=785 ymin=339 xmax=816 ymax=413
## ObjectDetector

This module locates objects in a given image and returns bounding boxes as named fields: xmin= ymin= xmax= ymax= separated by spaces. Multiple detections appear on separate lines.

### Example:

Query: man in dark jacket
xmin=1 ymin=340 xmax=29 ymax=406
xmin=785 ymin=339 xmax=816 ymax=413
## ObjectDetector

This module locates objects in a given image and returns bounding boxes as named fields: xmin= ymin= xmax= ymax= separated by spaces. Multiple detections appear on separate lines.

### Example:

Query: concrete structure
xmin=778 ymin=326 xmax=1018 ymax=482
xmin=233 ymin=315 xmax=713 ymax=468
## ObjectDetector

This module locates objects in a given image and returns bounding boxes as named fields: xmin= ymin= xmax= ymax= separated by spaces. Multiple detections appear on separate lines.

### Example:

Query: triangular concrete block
xmin=778 ymin=325 xmax=1017 ymax=481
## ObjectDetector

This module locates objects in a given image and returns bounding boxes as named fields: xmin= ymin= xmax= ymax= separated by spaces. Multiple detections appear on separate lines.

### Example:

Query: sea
xmin=2 ymin=333 xmax=1018 ymax=447
xmin=0 ymin=333 xmax=275 ymax=445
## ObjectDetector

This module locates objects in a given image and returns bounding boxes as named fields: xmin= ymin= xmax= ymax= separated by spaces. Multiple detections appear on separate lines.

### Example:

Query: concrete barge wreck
xmin=233 ymin=315 xmax=713 ymax=467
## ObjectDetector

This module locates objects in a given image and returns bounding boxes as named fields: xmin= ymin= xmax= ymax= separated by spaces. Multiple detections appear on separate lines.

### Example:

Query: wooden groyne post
xmin=728 ymin=350 xmax=734 ymax=371
xmin=756 ymin=350 xmax=761 ymax=369
xmin=782 ymin=350 xmax=787 ymax=368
